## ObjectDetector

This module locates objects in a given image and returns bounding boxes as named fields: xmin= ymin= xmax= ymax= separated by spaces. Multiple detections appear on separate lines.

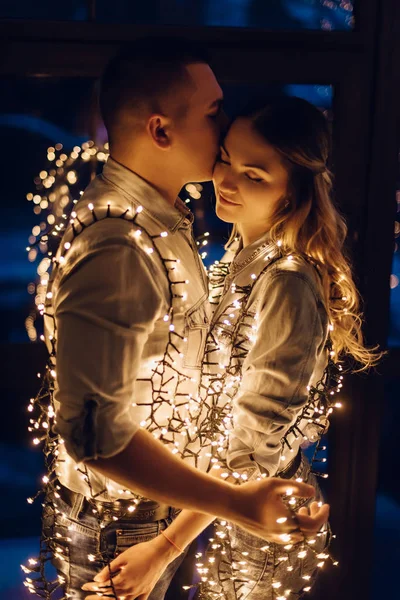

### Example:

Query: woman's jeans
xmin=43 ymin=492 xmax=188 ymax=600
xmin=201 ymin=453 xmax=329 ymax=600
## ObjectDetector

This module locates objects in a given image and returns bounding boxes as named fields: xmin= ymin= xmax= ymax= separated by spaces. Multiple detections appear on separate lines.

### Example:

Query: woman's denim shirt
xmin=209 ymin=234 xmax=330 ymax=477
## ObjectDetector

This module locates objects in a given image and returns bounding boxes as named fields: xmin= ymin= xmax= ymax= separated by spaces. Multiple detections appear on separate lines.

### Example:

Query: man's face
xmin=172 ymin=63 xmax=226 ymax=183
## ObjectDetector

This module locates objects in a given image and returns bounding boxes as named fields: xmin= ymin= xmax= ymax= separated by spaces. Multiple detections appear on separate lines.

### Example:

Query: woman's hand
xmin=81 ymin=534 xmax=181 ymax=600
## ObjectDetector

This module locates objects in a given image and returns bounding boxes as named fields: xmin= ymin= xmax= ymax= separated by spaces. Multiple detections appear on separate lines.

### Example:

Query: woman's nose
xmin=219 ymin=172 xmax=238 ymax=195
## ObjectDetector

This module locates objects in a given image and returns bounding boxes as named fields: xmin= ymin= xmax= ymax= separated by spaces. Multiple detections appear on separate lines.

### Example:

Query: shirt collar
xmin=230 ymin=231 xmax=277 ymax=275
xmin=102 ymin=157 xmax=194 ymax=232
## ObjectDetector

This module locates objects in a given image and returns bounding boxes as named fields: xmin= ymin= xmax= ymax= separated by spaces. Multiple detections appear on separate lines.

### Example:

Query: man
xmin=42 ymin=37 xmax=328 ymax=599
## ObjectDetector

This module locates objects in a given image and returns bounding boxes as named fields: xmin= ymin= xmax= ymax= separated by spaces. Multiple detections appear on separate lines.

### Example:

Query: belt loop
xmin=70 ymin=492 xmax=85 ymax=520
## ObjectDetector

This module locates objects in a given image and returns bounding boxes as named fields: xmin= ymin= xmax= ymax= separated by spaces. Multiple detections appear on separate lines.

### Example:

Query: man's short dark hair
xmin=99 ymin=37 xmax=210 ymax=145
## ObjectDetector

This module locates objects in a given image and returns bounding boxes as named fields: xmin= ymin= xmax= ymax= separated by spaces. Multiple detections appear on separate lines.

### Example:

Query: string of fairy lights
xmin=22 ymin=143 xmax=342 ymax=599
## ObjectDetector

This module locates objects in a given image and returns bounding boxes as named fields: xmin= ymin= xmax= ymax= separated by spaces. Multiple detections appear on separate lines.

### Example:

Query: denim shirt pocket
xmin=183 ymin=297 xmax=210 ymax=370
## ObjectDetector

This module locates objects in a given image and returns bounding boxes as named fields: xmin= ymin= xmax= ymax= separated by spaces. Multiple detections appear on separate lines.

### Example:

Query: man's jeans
xmin=43 ymin=493 xmax=188 ymax=600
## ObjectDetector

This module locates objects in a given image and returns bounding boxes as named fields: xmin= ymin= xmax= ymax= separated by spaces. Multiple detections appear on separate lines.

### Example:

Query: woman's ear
xmin=147 ymin=114 xmax=172 ymax=150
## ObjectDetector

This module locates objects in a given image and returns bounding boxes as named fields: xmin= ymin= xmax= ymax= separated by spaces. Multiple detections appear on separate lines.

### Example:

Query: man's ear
xmin=147 ymin=115 xmax=172 ymax=150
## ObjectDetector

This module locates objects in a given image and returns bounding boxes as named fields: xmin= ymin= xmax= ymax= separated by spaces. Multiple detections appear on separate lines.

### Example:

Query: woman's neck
xmin=239 ymin=221 xmax=271 ymax=248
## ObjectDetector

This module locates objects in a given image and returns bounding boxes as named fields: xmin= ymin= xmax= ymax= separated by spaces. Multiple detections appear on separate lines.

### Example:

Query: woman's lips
xmin=218 ymin=193 xmax=240 ymax=207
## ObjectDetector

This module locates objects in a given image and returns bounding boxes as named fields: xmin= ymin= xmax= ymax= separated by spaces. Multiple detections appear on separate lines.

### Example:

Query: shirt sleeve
xmin=226 ymin=270 xmax=327 ymax=477
xmin=52 ymin=241 xmax=164 ymax=463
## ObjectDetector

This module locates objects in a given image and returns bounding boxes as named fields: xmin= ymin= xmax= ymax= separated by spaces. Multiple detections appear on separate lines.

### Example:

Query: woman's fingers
xmin=82 ymin=581 xmax=107 ymax=592
xmin=83 ymin=595 xmax=114 ymax=600
xmin=82 ymin=571 xmax=124 ymax=593
xmin=94 ymin=559 xmax=125 ymax=583
xmin=83 ymin=591 xmax=135 ymax=600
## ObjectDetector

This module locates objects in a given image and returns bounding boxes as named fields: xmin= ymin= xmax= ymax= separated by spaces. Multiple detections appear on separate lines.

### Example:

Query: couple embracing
xmin=39 ymin=36 xmax=376 ymax=600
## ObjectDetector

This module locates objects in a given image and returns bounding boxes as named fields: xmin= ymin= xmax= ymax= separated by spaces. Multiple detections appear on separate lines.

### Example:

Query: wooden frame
xmin=1 ymin=1 xmax=399 ymax=597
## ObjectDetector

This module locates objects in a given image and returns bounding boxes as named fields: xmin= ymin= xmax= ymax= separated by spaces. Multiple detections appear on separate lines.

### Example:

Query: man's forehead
xmin=184 ymin=63 xmax=223 ymax=105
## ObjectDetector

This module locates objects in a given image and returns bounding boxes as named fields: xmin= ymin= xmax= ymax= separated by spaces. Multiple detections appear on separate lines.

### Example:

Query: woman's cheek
xmin=238 ymin=179 xmax=258 ymax=203
xmin=242 ymin=186 xmax=269 ymax=219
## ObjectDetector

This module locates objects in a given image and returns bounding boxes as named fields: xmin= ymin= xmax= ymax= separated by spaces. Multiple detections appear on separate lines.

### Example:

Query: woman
xmin=82 ymin=97 xmax=379 ymax=600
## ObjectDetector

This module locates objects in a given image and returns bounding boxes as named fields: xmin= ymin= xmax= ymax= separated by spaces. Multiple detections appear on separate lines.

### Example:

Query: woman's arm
xmin=154 ymin=467 xmax=224 ymax=555
xmin=227 ymin=267 xmax=328 ymax=477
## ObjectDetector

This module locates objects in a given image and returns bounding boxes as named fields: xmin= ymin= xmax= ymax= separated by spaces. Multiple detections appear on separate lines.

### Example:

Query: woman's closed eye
xmin=245 ymin=173 xmax=263 ymax=183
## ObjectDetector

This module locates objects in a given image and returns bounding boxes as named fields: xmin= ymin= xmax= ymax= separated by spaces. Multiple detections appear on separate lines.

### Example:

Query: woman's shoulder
xmin=265 ymin=253 xmax=325 ymax=303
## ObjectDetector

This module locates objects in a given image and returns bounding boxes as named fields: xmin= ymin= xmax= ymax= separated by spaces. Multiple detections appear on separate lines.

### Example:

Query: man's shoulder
xmin=53 ymin=185 xmax=166 ymax=288
xmin=62 ymin=175 xmax=154 ymax=253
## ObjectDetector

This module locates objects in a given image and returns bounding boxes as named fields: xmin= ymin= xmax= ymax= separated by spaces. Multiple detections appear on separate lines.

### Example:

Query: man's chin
xmin=184 ymin=173 xmax=213 ymax=185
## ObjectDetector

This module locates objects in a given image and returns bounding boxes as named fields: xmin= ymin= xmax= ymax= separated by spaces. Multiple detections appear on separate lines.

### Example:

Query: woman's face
xmin=213 ymin=117 xmax=290 ymax=232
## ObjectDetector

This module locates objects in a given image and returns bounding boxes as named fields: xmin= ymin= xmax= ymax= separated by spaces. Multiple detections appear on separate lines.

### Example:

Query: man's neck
xmin=110 ymin=150 xmax=181 ymax=207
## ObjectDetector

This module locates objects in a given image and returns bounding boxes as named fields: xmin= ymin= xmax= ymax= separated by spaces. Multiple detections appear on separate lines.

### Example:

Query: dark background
xmin=0 ymin=1 xmax=399 ymax=599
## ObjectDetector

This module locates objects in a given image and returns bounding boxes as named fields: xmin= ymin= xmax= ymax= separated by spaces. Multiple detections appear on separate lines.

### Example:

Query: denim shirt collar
xmin=229 ymin=231 xmax=278 ymax=277
xmin=102 ymin=157 xmax=194 ymax=233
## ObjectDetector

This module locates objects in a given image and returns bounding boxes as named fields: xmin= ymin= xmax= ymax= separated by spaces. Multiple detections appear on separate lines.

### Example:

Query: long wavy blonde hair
xmin=228 ymin=96 xmax=381 ymax=370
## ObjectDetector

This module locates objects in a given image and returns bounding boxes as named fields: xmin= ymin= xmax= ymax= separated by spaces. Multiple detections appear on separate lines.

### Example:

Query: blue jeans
xmin=42 ymin=493 xmax=188 ymax=600
xmin=199 ymin=454 xmax=329 ymax=600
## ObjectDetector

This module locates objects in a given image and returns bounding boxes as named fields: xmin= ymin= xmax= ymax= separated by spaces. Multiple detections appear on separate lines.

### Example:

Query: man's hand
xmin=297 ymin=500 xmax=330 ymax=537
xmin=81 ymin=534 xmax=179 ymax=600
xmin=230 ymin=477 xmax=329 ymax=544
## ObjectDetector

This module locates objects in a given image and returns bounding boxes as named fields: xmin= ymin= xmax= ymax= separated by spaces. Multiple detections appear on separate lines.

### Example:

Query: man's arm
xmin=85 ymin=428 xmax=233 ymax=517
xmin=85 ymin=427 xmax=324 ymax=543
xmin=53 ymin=232 xmax=165 ymax=464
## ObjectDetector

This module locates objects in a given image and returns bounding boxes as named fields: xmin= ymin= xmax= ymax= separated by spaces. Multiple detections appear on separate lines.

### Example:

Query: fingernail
xmin=93 ymin=575 xmax=101 ymax=581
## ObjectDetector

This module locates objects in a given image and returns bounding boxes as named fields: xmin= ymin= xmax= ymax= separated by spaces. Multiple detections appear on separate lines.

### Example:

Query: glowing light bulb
xmin=272 ymin=582 xmax=282 ymax=589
